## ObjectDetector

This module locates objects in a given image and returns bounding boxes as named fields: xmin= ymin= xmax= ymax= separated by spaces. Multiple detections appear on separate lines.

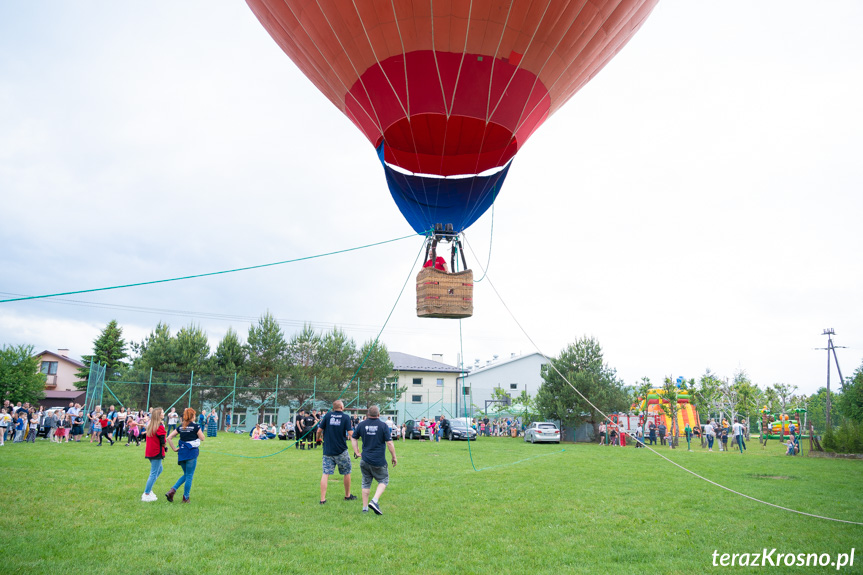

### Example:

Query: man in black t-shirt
xmin=316 ymin=400 xmax=355 ymax=504
xmin=295 ymin=409 xmax=306 ymax=450
xmin=351 ymin=405 xmax=397 ymax=515
xmin=303 ymin=411 xmax=317 ymax=449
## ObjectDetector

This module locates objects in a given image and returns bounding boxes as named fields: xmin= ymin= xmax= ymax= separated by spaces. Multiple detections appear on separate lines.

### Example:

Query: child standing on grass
xmin=165 ymin=408 xmax=205 ymax=503
xmin=142 ymin=408 xmax=166 ymax=502
xmin=27 ymin=410 xmax=39 ymax=442
xmin=91 ymin=412 xmax=102 ymax=445
xmin=14 ymin=412 xmax=25 ymax=442
xmin=0 ymin=408 xmax=10 ymax=446
xmin=126 ymin=418 xmax=140 ymax=446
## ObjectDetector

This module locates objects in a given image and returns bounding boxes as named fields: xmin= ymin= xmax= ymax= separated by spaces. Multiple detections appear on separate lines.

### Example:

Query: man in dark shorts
xmin=294 ymin=409 xmax=306 ymax=450
xmin=316 ymin=400 xmax=356 ymax=504
xmin=303 ymin=410 xmax=317 ymax=449
xmin=351 ymin=405 xmax=397 ymax=515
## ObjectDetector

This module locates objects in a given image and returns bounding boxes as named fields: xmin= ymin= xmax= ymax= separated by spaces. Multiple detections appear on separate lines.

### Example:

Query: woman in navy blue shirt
xmin=165 ymin=408 xmax=205 ymax=503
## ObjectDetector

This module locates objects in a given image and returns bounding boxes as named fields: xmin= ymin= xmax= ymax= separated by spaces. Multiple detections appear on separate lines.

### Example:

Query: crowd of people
xmin=400 ymin=415 xmax=523 ymax=441
xmin=0 ymin=400 xmax=221 ymax=447
xmin=597 ymin=417 xmax=752 ymax=454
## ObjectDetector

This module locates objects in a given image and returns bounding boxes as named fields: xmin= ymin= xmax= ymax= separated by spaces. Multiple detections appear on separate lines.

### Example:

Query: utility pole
xmin=816 ymin=328 xmax=846 ymax=429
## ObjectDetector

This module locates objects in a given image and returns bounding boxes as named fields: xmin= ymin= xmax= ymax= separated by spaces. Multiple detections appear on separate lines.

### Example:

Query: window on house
xmin=412 ymin=377 xmax=422 ymax=385
xmin=40 ymin=361 xmax=58 ymax=375
xmin=436 ymin=378 xmax=444 ymax=387
xmin=411 ymin=395 xmax=422 ymax=403
xmin=462 ymin=386 xmax=470 ymax=395
xmin=510 ymin=383 xmax=518 ymax=390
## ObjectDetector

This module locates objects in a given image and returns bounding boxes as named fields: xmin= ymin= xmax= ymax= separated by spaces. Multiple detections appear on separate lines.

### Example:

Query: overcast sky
xmin=1 ymin=2 xmax=861 ymax=395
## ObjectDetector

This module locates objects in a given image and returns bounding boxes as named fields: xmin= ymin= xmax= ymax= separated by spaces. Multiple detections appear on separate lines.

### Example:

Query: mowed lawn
xmin=1 ymin=433 xmax=861 ymax=574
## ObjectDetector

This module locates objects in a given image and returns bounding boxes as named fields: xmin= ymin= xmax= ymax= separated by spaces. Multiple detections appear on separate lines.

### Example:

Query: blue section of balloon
xmin=378 ymin=143 xmax=509 ymax=234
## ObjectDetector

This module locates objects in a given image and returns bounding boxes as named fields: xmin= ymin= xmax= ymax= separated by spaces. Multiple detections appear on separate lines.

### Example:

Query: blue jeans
xmin=707 ymin=435 xmax=715 ymax=449
xmin=145 ymin=458 xmax=163 ymax=493
xmin=173 ymin=457 xmax=198 ymax=499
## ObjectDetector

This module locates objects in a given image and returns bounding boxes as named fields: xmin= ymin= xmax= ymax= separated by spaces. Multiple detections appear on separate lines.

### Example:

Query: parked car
xmin=446 ymin=418 xmax=477 ymax=441
xmin=404 ymin=419 xmax=433 ymax=440
xmin=524 ymin=421 xmax=560 ymax=444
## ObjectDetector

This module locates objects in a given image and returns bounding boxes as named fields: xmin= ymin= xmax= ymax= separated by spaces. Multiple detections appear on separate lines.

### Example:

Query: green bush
xmin=822 ymin=420 xmax=863 ymax=454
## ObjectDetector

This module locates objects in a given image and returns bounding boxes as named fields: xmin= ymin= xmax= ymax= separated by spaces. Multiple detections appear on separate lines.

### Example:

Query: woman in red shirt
xmin=142 ymin=408 xmax=166 ymax=502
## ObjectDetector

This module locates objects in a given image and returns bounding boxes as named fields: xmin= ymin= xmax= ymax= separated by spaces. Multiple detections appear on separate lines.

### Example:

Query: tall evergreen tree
xmin=354 ymin=339 xmax=398 ymax=410
xmin=132 ymin=322 xmax=177 ymax=373
xmin=212 ymin=328 xmax=246 ymax=374
xmin=286 ymin=323 xmax=321 ymax=408
xmin=131 ymin=322 xmax=210 ymax=375
xmin=174 ymin=324 xmax=211 ymax=374
xmin=244 ymin=312 xmax=289 ymax=416
xmin=534 ymin=336 xmax=628 ymax=434
xmin=76 ymin=320 xmax=128 ymax=390
xmin=315 ymin=328 xmax=358 ymax=403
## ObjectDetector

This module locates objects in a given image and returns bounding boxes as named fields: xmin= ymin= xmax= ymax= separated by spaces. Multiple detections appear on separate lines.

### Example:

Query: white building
xmin=458 ymin=352 xmax=549 ymax=414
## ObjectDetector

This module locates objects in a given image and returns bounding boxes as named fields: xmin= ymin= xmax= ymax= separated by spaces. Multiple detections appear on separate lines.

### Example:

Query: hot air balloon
xmin=246 ymin=0 xmax=659 ymax=316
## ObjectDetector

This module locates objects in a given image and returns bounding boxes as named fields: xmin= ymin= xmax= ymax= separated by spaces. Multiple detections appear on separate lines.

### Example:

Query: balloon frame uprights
xmin=424 ymin=223 xmax=468 ymax=273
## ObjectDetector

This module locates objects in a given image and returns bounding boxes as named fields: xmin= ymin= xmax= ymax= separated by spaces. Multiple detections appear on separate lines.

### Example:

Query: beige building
xmin=389 ymin=352 xmax=463 ymax=422
xmin=34 ymin=349 xmax=86 ymax=408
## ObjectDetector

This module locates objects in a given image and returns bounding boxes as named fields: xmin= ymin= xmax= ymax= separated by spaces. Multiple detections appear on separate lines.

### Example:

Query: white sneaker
xmin=142 ymin=492 xmax=156 ymax=502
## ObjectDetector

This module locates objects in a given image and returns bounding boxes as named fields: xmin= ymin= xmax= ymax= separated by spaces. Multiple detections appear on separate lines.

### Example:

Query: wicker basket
xmin=416 ymin=267 xmax=474 ymax=318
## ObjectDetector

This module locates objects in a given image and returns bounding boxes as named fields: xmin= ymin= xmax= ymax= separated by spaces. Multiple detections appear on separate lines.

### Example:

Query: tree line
xmin=530 ymin=335 xmax=863 ymax=447
xmin=72 ymin=314 xmax=399 ymax=416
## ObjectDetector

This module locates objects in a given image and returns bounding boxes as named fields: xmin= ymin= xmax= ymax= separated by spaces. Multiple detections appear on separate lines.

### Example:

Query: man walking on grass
xmin=316 ymin=400 xmax=356 ymax=505
xmin=732 ymin=418 xmax=746 ymax=453
xmin=351 ymin=405 xmax=397 ymax=515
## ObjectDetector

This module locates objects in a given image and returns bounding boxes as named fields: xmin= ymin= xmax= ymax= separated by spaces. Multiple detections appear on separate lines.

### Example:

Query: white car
xmin=524 ymin=422 xmax=560 ymax=444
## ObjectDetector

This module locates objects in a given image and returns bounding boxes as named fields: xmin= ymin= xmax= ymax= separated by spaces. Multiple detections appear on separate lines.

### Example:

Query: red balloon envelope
xmin=247 ymin=0 xmax=659 ymax=233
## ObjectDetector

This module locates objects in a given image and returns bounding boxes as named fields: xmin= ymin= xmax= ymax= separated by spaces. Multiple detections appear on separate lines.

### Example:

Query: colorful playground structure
xmin=636 ymin=388 xmax=701 ymax=436
xmin=760 ymin=407 xmax=809 ymax=441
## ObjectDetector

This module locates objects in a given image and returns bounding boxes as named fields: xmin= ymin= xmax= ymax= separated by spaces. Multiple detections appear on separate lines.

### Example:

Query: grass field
xmin=1 ymin=433 xmax=861 ymax=574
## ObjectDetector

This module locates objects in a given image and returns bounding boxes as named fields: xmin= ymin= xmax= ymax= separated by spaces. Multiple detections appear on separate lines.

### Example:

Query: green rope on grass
xmin=474 ymin=448 xmax=565 ymax=472
xmin=459 ymin=317 xmax=480 ymax=472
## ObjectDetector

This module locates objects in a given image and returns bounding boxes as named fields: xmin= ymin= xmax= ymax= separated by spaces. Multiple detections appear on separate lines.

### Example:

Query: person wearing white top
xmin=704 ymin=421 xmax=715 ymax=451
xmin=732 ymin=420 xmax=745 ymax=453
xmin=0 ymin=408 xmax=11 ymax=446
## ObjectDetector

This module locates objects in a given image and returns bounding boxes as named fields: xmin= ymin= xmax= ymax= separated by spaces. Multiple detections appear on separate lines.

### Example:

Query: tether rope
xmin=458 ymin=307 xmax=565 ymax=473
xmin=464 ymin=237 xmax=863 ymax=526
xmin=0 ymin=232 xmax=421 ymax=304
xmin=465 ymin=202 xmax=494 ymax=283
xmin=202 ymin=237 xmax=427 ymax=459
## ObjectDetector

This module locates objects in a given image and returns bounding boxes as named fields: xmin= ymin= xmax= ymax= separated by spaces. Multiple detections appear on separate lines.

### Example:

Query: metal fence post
xmin=230 ymin=372 xmax=237 ymax=430
xmin=188 ymin=371 xmax=194 ymax=409
xmin=146 ymin=368 xmax=153 ymax=411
